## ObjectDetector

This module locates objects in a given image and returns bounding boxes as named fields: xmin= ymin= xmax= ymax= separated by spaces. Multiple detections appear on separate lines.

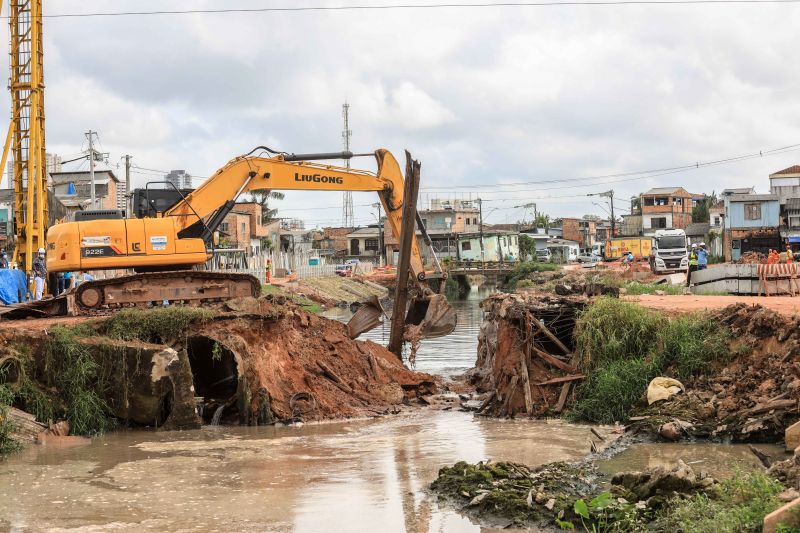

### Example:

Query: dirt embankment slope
xmin=629 ymin=294 xmax=800 ymax=316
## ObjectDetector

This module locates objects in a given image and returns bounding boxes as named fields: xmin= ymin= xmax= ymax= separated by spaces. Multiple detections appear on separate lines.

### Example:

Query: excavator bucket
xmin=346 ymin=295 xmax=385 ymax=339
xmin=405 ymin=293 xmax=457 ymax=339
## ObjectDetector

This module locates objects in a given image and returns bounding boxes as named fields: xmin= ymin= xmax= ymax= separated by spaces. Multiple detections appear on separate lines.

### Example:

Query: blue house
xmin=723 ymin=193 xmax=781 ymax=261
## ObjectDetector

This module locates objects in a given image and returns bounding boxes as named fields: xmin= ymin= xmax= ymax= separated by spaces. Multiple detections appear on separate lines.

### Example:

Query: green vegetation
xmin=0 ymin=378 xmax=20 ymax=455
xmin=505 ymin=261 xmax=560 ymax=290
xmin=261 ymin=284 xmax=322 ymax=313
xmin=100 ymin=307 xmax=213 ymax=343
xmin=658 ymin=471 xmax=783 ymax=533
xmin=43 ymin=327 xmax=111 ymax=436
xmin=572 ymin=298 xmax=731 ymax=424
xmin=558 ymin=492 xmax=646 ymax=532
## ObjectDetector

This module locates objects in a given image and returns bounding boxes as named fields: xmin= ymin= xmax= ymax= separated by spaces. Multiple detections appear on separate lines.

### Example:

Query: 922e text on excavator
xmin=44 ymin=147 xmax=456 ymax=341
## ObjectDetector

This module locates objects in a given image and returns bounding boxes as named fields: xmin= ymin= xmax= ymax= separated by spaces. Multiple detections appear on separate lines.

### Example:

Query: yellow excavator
xmin=46 ymin=147 xmax=455 ymax=338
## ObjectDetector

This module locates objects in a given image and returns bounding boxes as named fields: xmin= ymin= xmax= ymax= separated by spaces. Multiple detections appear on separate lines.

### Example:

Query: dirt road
xmin=627 ymin=294 xmax=800 ymax=316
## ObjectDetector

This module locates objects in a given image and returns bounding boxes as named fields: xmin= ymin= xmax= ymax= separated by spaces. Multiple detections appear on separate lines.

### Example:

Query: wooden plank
xmin=530 ymin=314 xmax=571 ymax=355
xmin=502 ymin=375 xmax=519 ymax=417
xmin=476 ymin=391 xmax=496 ymax=414
xmin=530 ymin=345 xmax=579 ymax=373
xmin=535 ymin=374 xmax=585 ymax=386
xmin=519 ymin=351 xmax=534 ymax=416
xmin=554 ymin=352 xmax=582 ymax=413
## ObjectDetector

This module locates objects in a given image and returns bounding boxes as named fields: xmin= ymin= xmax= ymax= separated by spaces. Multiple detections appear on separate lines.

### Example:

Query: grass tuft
xmin=572 ymin=298 xmax=732 ymax=424
xmin=505 ymin=261 xmax=560 ymax=290
xmin=100 ymin=307 xmax=213 ymax=343
xmin=659 ymin=470 xmax=784 ymax=533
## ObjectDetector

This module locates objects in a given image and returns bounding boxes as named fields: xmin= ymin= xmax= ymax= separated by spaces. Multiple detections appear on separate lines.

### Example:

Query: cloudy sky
xmin=5 ymin=0 xmax=800 ymax=226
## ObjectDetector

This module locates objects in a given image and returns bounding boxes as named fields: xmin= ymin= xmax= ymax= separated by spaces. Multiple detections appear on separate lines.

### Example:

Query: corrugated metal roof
xmin=721 ymin=187 xmax=755 ymax=195
xmin=643 ymin=187 xmax=683 ymax=195
xmin=772 ymin=165 xmax=800 ymax=176
xmin=728 ymin=194 xmax=779 ymax=202
xmin=787 ymin=198 xmax=800 ymax=209
xmin=50 ymin=170 xmax=119 ymax=184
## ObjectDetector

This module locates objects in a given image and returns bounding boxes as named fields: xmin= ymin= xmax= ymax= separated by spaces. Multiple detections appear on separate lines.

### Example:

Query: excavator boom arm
xmin=164 ymin=149 xmax=426 ymax=280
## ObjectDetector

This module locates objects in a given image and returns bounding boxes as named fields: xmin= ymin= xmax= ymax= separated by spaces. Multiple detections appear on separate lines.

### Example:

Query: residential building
xmin=281 ymin=218 xmax=305 ymax=231
xmin=560 ymin=218 xmax=597 ymax=248
xmin=50 ymin=170 xmax=121 ymax=212
xmin=546 ymin=239 xmax=580 ymax=263
xmin=640 ymin=187 xmax=697 ymax=234
xmin=321 ymin=227 xmax=355 ymax=256
xmin=234 ymin=201 xmax=281 ymax=254
xmin=709 ymin=201 xmax=724 ymax=229
xmin=46 ymin=153 xmax=63 ymax=174
xmin=344 ymin=226 xmax=382 ymax=258
xmin=218 ymin=211 xmax=251 ymax=250
xmin=164 ymin=170 xmax=192 ymax=189
xmin=419 ymin=198 xmax=480 ymax=232
xmin=769 ymin=166 xmax=800 ymax=206
xmin=619 ymin=214 xmax=643 ymax=236
xmin=723 ymin=193 xmax=780 ymax=261
xmin=116 ymin=182 xmax=128 ymax=212
xmin=456 ymin=231 xmax=520 ymax=262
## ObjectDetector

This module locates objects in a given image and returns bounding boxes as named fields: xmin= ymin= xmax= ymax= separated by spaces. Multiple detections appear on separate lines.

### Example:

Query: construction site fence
xmin=208 ymin=251 xmax=375 ymax=280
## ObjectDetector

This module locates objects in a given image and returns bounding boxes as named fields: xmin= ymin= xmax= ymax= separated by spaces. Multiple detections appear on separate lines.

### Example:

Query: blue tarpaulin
xmin=0 ymin=269 xmax=28 ymax=304
xmin=789 ymin=236 xmax=800 ymax=244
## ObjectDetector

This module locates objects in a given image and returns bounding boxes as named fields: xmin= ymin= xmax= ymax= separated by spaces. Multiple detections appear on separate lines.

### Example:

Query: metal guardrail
xmin=448 ymin=260 xmax=516 ymax=272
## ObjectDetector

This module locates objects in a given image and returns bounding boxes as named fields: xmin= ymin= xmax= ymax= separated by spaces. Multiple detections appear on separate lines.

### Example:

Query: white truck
xmin=649 ymin=229 xmax=689 ymax=274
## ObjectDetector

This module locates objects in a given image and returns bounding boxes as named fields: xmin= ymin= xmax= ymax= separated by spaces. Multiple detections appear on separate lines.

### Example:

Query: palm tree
xmin=534 ymin=213 xmax=551 ymax=229
xmin=248 ymin=189 xmax=285 ymax=223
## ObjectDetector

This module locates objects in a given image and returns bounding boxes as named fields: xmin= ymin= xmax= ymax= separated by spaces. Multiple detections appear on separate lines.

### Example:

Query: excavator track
xmin=74 ymin=271 xmax=261 ymax=310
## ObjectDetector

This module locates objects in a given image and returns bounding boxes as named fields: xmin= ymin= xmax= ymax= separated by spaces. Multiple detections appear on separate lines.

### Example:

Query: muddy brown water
xmin=1 ymin=412 xmax=603 ymax=533
xmin=324 ymin=287 xmax=493 ymax=378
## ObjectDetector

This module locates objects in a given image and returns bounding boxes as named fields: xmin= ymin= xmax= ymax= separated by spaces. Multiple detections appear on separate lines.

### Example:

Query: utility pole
xmin=86 ymin=130 xmax=96 ymax=208
xmin=124 ymin=154 xmax=132 ymax=217
xmin=588 ymin=189 xmax=615 ymax=237
xmin=373 ymin=202 xmax=384 ymax=266
xmin=478 ymin=198 xmax=485 ymax=261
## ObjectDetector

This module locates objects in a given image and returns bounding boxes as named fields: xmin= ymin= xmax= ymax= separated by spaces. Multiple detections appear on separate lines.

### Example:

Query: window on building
xmin=744 ymin=203 xmax=762 ymax=220
xmin=713 ymin=216 xmax=721 ymax=226
xmin=651 ymin=217 xmax=667 ymax=229
xmin=220 ymin=222 xmax=229 ymax=232
xmin=365 ymin=239 xmax=379 ymax=251
xmin=461 ymin=241 xmax=472 ymax=251
xmin=789 ymin=215 xmax=800 ymax=228
xmin=241 ymin=223 xmax=246 ymax=234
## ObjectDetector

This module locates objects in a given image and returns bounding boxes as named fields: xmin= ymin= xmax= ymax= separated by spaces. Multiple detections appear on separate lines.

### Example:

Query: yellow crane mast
xmin=0 ymin=0 xmax=48 ymax=273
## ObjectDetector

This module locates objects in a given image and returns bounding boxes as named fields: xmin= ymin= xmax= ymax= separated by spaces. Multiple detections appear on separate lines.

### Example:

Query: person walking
xmin=32 ymin=247 xmax=46 ymax=300
xmin=687 ymin=243 xmax=699 ymax=287
xmin=787 ymin=244 xmax=794 ymax=265
xmin=697 ymin=242 xmax=709 ymax=271
xmin=0 ymin=250 xmax=8 ymax=269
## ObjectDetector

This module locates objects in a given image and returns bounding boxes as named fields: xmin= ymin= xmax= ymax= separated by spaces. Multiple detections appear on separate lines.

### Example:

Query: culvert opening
xmin=187 ymin=336 xmax=240 ymax=425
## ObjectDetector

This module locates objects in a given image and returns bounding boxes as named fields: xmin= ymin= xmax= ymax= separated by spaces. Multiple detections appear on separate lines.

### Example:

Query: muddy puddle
xmin=0 ymin=411 xmax=602 ymax=533
xmin=324 ymin=287 xmax=492 ymax=378
xmin=597 ymin=441 xmax=788 ymax=480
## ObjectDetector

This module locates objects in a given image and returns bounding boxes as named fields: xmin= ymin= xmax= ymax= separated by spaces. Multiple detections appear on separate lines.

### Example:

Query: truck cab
xmin=649 ymin=229 xmax=688 ymax=274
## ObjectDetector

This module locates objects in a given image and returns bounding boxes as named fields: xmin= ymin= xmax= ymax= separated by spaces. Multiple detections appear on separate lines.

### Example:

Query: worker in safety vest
xmin=787 ymin=244 xmax=794 ymax=264
xmin=687 ymin=243 xmax=699 ymax=287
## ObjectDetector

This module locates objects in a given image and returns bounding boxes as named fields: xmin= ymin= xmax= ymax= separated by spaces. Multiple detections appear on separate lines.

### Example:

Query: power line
xmin=24 ymin=1 xmax=800 ymax=18
xmin=419 ymin=142 xmax=800 ymax=191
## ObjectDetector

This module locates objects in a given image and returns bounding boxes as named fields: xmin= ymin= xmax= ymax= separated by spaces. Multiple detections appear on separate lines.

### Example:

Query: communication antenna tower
xmin=341 ymin=102 xmax=354 ymax=227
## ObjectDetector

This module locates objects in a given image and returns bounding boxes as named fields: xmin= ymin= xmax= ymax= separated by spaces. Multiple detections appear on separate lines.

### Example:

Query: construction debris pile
xmin=468 ymin=293 xmax=586 ymax=417
xmin=736 ymin=251 xmax=767 ymax=264
xmin=0 ymin=295 xmax=436 ymax=440
xmin=635 ymin=303 xmax=800 ymax=441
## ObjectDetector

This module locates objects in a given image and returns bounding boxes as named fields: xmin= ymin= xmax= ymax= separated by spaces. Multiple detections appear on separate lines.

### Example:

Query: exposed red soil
xmin=629 ymin=294 xmax=800 ymax=317
xmin=193 ymin=296 xmax=437 ymax=421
